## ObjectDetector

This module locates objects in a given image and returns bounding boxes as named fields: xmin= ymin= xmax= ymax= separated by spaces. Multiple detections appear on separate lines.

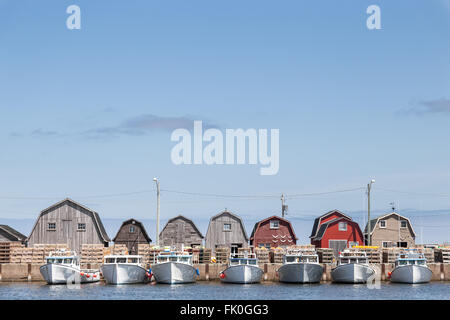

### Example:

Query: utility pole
xmin=281 ymin=194 xmax=287 ymax=218
xmin=153 ymin=177 xmax=160 ymax=247
xmin=367 ymin=179 xmax=375 ymax=246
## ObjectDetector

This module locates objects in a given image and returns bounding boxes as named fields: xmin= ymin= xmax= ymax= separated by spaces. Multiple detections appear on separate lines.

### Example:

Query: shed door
xmin=62 ymin=220 xmax=72 ymax=245
xmin=329 ymin=240 xmax=347 ymax=257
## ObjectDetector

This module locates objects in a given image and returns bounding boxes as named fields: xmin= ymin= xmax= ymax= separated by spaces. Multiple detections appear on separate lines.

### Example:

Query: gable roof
xmin=310 ymin=210 xmax=353 ymax=238
xmin=249 ymin=215 xmax=298 ymax=241
xmin=113 ymin=218 xmax=152 ymax=243
xmin=311 ymin=217 xmax=362 ymax=241
xmin=160 ymin=215 xmax=204 ymax=239
xmin=364 ymin=212 xmax=416 ymax=237
xmin=208 ymin=210 xmax=248 ymax=241
xmin=28 ymin=198 xmax=111 ymax=243
xmin=0 ymin=225 xmax=27 ymax=242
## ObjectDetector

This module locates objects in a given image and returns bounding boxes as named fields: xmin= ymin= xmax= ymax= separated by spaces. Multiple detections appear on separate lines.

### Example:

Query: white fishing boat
xmin=331 ymin=250 xmax=375 ymax=284
xmin=219 ymin=253 xmax=264 ymax=284
xmin=389 ymin=249 xmax=432 ymax=284
xmin=40 ymin=250 xmax=100 ymax=285
xmin=277 ymin=248 xmax=323 ymax=283
xmin=101 ymin=255 xmax=150 ymax=285
xmin=151 ymin=250 xmax=199 ymax=284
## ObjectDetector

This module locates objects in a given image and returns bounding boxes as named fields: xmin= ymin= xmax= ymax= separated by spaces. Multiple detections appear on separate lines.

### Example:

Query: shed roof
xmin=113 ymin=218 xmax=152 ymax=243
xmin=28 ymin=198 xmax=111 ymax=243
xmin=249 ymin=215 xmax=298 ymax=241
xmin=364 ymin=212 xmax=416 ymax=237
xmin=309 ymin=210 xmax=353 ymax=239
xmin=160 ymin=215 xmax=204 ymax=239
xmin=0 ymin=225 xmax=27 ymax=242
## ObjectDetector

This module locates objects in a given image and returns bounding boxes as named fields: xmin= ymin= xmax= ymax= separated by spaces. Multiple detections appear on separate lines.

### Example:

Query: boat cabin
xmin=284 ymin=254 xmax=318 ymax=264
xmin=229 ymin=257 xmax=258 ymax=266
xmin=46 ymin=256 xmax=79 ymax=266
xmin=395 ymin=251 xmax=427 ymax=267
xmin=338 ymin=251 xmax=369 ymax=265
xmin=104 ymin=255 xmax=143 ymax=265
xmin=156 ymin=254 xmax=193 ymax=265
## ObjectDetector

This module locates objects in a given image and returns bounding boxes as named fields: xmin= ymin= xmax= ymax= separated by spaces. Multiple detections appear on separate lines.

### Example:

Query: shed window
xmin=48 ymin=223 xmax=56 ymax=230
xmin=129 ymin=226 xmax=136 ymax=233
xmin=223 ymin=223 xmax=231 ymax=231
xmin=77 ymin=223 xmax=86 ymax=231
xmin=338 ymin=222 xmax=347 ymax=231
xmin=400 ymin=220 xmax=407 ymax=228
xmin=270 ymin=220 xmax=279 ymax=229
xmin=379 ymin=220 xmax=386 ymax=228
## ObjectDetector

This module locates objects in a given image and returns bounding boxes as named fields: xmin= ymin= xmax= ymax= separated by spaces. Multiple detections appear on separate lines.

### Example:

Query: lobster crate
xmin=270 ymin=248 xmax=285 ymax=264
xmin=0 ymin=242 xmax=24 ymax=264
xmin=317 ymin=248 xmax=334 ymax=264
xmin=255 ymin=248 xmax=270 ymax=264
xmin=215 ymin=247 xmax=230 ymax=264
xmin=435 ymin=248 xmax=450 ymax=263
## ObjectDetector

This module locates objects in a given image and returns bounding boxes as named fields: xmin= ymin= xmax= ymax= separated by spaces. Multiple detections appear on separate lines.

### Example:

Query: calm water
xmin=0 ymin=281 xmax=449 ymax=300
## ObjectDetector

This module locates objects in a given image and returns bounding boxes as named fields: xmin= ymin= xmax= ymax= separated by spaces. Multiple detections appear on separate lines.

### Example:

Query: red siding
xmin=310 ymin=211 xmax=363 ymax=249
xmin=251 ymin=218 xmax=297 ymax=248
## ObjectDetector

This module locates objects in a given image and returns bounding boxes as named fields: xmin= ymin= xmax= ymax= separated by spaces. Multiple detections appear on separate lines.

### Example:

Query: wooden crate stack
xmin=255 ymin=247 xmax=270 ymax=264
xmin=137 ymin=244 xmax=161 ymax=265
xmin=0 ymin=242 xmax=24 ymax=264
xmin=215 ymin=247 xmax=230 ymax=264
xmin=270 ymin=247 xmax=285 ymax=263
xmin=317 ymin=248 xmax=334 ymax=264
xmin=435 ymin=247 xmax=450 ymax=263
xmin=42 ymin=244 xmax=69 ymax=258
xmin=349 ymin=247 xmax=381 ymax=264
xmin=199 ymin=248 xmax=212 ymax=264
xmin=81 ymin=244 xmax=104 ymax=266
xmin=10 ymin=247 xmax=33 ymax=264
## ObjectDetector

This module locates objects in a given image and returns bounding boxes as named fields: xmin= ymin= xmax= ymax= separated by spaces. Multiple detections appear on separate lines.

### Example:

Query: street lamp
xmin=367 ymin=179 xmax=375 ymax=246
xmin=153 ymin=177 xmax=160 ymax=247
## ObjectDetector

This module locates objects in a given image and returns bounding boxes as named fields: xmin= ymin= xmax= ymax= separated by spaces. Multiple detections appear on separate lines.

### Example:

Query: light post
xmin=153 ymin=177 xmax=160 ymax=247
xmin=367 ymin=179 xmax=375 ymax=246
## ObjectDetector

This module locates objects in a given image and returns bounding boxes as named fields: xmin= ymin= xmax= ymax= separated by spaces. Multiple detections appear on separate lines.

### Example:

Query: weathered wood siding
xmin=27 ymin=201 xmax=106 ymax=252
xmin=205 ymin=212 xmax=248 ymax=253
xmin=371 ymin=215 xmax=415 ymax=247
xmin=160 ymin=216 xmax=203 ymax=248
xmin=114 ymin=220 xmax=150 ymax=254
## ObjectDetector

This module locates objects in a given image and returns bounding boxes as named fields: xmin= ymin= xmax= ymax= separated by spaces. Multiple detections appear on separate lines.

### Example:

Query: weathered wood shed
xmin=250 ymin=215 xmax=298 ymax=249
xmin=364 ymin=212 xmax=416 ymax=248
xmin=27 ymin=198 xmax=110 ymax=252
xmin=113 ymin=219 xmax=151 ymax=254
xmin=205 ymin=210 xmax=249 ymax=254
xmin=159 ymin=215 xmax=204 ymax=248
xmin=0 ymin=225 xmax=27 ymax=243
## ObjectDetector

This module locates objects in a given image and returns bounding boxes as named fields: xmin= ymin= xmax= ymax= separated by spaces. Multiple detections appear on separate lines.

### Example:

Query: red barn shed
xmin=250 ymin=216 xmax=298 ymax=249
xmin=310 ymin=210 xmax=363 ymax=255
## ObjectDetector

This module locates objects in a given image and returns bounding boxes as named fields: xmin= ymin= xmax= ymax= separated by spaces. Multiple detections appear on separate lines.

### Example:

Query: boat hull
xmin=151 ymin=262 xmax=198 ymax=284
xmin=101 ymin=264 xmax=149 ymax=285
xmin=331 ymin=264 xmax=375 ymax=284
xmin=40 ymin=264 xmax=100 ymax=285
xmin=278 ymin=263 xmax=323 ymax=283
xmin=220 ymin=265 xmax=263 ymax=284
xmin=390 ymin=265 xmax=432 ymax=284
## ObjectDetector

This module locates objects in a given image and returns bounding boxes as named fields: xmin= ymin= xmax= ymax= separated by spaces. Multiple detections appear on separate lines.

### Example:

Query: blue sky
xmin=0 ymin=1 xmax=449 ymax=244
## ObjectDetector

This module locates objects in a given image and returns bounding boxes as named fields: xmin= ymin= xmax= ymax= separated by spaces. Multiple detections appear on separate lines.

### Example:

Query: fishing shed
xmin=250 ymin=215 xmax=298 ymax=249
xmin=27 ymin=198 xmax=110 ymax=252
xmin=364 ymin=212 xmax=416 ymax=248
xmin=159 ymin=215 xmax=204 ymax=249
xmin=205 ymin=210 xmax=249 ymax=255
xmin=113 ymin=219 xmax=152 ymax=254
xmin=0 ymin=225 xmax=27 ymax=243
xmin=310 ymin=210 xmax=364 ymax=256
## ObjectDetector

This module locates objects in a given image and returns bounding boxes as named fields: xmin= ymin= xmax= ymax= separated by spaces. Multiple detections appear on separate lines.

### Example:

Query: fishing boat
xmin=151 ymin=249 xmax=199 ymax=284
xmin=277 ymin=248 xmax=323 ymax=283
xmin=40 ymin=250 xmax=100 ymax=285
xmin=331 ymin=250 xmax=375 ymax=283
xmin=219 ymin=252 xmax=264 ymax=284
xmin=389 ymin=249 xmax=432 ymax=284
xmin=101 ymin=255 xmax=150 ymax=285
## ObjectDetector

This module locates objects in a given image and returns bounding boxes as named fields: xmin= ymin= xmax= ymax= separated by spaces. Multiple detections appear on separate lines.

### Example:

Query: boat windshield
xmin=340 ymin=257 xmax=368 ymax=264
xmin=398 ymin=259 xmax=426 ymax=266
xmin=116 ymin=258 xmax=127 ymax=263
xmin=127 ymin=257 xmax=138 ymax=264
xmin=301 ymin=256 xmax=318 ymax=263
xmin=105 ymin=258 xmax=116 ymax=264
xmin=286 ymin=256 xmax=299 ymax=263
xmin=230 ymin=258 xmax=257 ymax=266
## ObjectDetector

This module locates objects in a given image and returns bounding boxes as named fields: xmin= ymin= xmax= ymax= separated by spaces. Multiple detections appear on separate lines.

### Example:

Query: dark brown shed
xmin=113 ymin=219 xmax=151 ymax=254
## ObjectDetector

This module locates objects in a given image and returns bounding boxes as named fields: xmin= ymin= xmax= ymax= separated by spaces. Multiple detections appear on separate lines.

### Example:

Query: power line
xmin=374 ymin=187 xmax=450 ymax=197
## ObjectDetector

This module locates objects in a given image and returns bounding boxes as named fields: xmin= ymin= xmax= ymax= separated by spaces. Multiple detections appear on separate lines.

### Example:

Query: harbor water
xmin=0 ymin=281 xmax=449 ymax=300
